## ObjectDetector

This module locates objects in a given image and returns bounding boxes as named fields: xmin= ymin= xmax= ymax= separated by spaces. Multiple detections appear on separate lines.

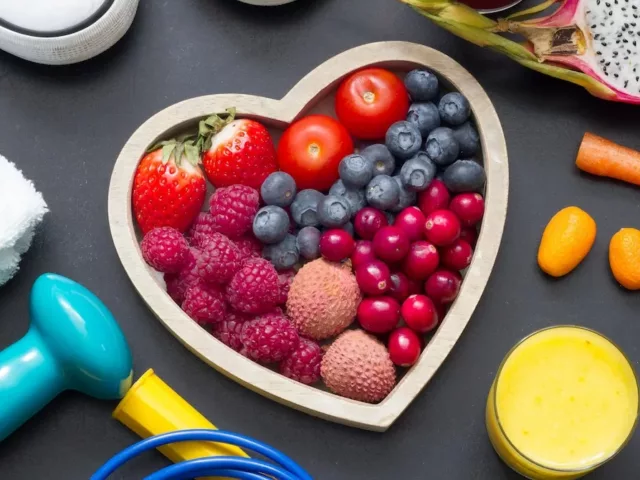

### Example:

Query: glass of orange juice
xmin=486 ymin=326 xmax=638 ymax=479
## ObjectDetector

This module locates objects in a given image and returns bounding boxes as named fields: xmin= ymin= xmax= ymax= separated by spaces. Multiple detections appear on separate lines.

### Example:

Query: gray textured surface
xmin=1 ymin=0 xmax=639 ymax=478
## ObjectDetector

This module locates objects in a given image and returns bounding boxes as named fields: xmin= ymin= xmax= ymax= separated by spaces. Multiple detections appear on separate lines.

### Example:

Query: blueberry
xmin=342 ymin=221 xmax=355 ymax=237
xmin=317 ymin=195 xmax=351 ymax=228
xmin=296 ymin=226 xmax=321 ymax=260
xmin=360 ymin=144 xmax=395 ymax=177
xmin=391 ymin=176 xmax=417 ymax=213
xmin=399 ymin=153 xmax=436 ymax=192
xmin=404 ymin=69 xmax=439 ymax=102
xmin=443 ymin=159 xmax=486 ymax=193
xmin=339 ymin=153 xmax=374 ymax=189
xmin=438 ymin=92 xmax=471 ymax=126
xmin=291 ymin=189 xmax=324 ymax=227
xmin=406 ymin=102 xmax=440 ymax=137
xmin=252 ymin=206 xmax=290 ymax=244
xmin=385 ymin=212 xmax=396 ymax=225
xmin=366 ymin=174 xmax=400 ymax=211
xmin=453 ymin=121 xmax=480 ymax=157
xmin=426 ymin=127 xmax=459 ymax=167
xmin=385 ymin=121 xmax=422 ymax=160
xmin=329 ymin=180 xmax=366 ymax=218
xmin=260 ymin=172 xmax=297 ymax=207
xmin=263 ymin=234 xmax=299 ymax=271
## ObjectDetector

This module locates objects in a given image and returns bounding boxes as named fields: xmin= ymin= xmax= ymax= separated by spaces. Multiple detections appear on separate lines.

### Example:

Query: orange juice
xmin=486 ymin=326 xmax=638 ymax=479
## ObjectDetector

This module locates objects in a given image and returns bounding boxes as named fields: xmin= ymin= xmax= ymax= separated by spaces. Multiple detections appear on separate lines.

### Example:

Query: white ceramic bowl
xmin=0 ymin=0 xmax=139 ymax=65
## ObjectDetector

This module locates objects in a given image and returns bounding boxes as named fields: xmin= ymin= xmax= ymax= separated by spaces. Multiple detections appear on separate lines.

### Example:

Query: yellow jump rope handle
xmin=112 ymin=369 xmax=248 ymax=465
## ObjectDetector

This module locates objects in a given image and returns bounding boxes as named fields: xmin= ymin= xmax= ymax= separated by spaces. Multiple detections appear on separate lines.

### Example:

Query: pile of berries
xmin=137 ymin=65 xmax=487 ymax=398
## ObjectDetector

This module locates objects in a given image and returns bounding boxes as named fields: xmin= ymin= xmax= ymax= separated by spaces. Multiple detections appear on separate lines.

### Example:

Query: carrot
xmin=576 ymin=132 xmax=640 ymax=186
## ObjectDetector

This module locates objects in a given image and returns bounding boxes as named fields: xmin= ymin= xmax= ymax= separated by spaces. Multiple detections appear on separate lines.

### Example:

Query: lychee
xmin=286 ymin=259 xmax=361 ymax=340
xmin=321 ymin=330 xmax=396 ymax=403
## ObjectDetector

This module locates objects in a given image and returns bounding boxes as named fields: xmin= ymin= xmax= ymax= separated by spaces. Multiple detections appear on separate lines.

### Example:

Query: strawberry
xmin=199 ymin=108 xmax=277 ymax=189
xmin=132 ymin=140 xmax=207 ymax=234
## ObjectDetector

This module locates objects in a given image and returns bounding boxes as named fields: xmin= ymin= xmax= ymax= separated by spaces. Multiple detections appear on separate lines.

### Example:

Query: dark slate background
xmin=0 ymin=0 xmax=639 ymax=478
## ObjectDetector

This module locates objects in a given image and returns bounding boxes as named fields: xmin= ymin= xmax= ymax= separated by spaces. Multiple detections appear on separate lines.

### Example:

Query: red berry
xmin=211 ymin=310 xmax=251 ymax=352
xmin=402 ymin=241 xmax=440 ymax=281
xmin=182 ymin=283 xmax=227 ymax=326
xmin=373 ymin=226 xmax=410 ymax=263
xmin=394 ymin=207 xmax=426 ymax=242
xmin=234 ymin=235 xmax=263 ymax=261
xmin=209 ymin=185 xmax=260 ymax=239
xmin=187 ymin=212 xmax=221 ymax=247
xmin=354 ymin=207 xmax=388 ymax=240
xmin=418 ymin=179 xmax=450 ymax=216
xmin=388 ymin=327 xmax=422 ymax=367
xmin=441 ymin=239 xmax=473 ymax=271
xmin=434 ymin=302 xmax=448 ymax=324
xmin=241 ymin=312 xmax=299 ymax=363
xmin=319 ymin=229 xmax=355 ymax=262
xmin=424 ymin=210 xmax=461 ymax=246
xmin=425 ymin=270 xmax=462 ymax=304
xmin=280 ymin=338 xmax=323 ymax=385
xmin=459 ymin=226 xmax=478 ymax=247
xmin=196 ymin=233 xmax=242 ymax=284
xmin=141 ymin=227 xmax=190 ymax=273
xmin=407 ymin=277 xmax=423 ymax=296
xmin=389 ymin=272 xmax=412 ymax=302
xmin=355 ymin=259 xmax=391 ymax=295
xmin=449 ymin=193 xmax=484 ymax=227
xmin=164 ymin=248 xmax=201 ymax=304
xmin=351 ymin=240 xmax=377 ymax=269
xmin=401 ymin=294 xmax=438 ymax=333
xmin=276 ymin=270 xmax=295 ymax=305
xmin=226 ymin=258 xmax=279 ymax=314
xmin=357 ymin=296 xmax=400 ymax=334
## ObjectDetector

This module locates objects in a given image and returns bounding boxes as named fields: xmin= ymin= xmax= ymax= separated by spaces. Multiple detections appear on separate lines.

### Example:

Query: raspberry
xmin=226 ymin=258 xmax=279 ymax=314
xmin=141 ymin=227 xmax=189 ymax=273
xmin=234 ymin=235 xmax=263 ymax=262
xmin=280 ymin=338 xmax=323 ymax=385
xmin=276 ymin=270 xmax=295 ymax=305
xmin=195 ymin=233 xmax=242 ymax=284
xmin=211 ymin=310 xmax=251 ymax=352
xmin=209 ymin=185 xmax=259 ymax=239
xmin=187 ymin=212 xmax=220 ymax=248
xmin=182 ymin=282 xmax=227 ymax=325
xmin=164 ymin=248 xmax=201 ymax=303
xmin=241 ymin=312 xmax=299 ymax=363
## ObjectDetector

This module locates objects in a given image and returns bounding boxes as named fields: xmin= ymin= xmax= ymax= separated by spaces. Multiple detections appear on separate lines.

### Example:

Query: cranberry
xmin=401 ymin=294 xmax=439 ymax=333
xmin=354 ymin=207 xmax=388 ymax=240
xmin=355 ymin=259 xmax=391 ymax=295
xmin=441 ymin=239 xmax=473 ymax=271
xmin=319 ymin=229 xmax=355 ymax=262
xmin=425 ymin=270 xmax=462 ymax=304
xmin=357 ymin=296 xmax=400 ymax=334
xmin=373 ymin=226 xmax=410 ymax=263
xmin=389 ymin=272 xmax=411 ymax=302
xmin=418 ymin=179 xmax=450 ymax=216
xmin=449 ymin=193 xmax=485 ymax=227
xmin=424 ymin=209 xmax=461 ymax=246
xmin=434 ymin=301 xmax=448 ymax=323
xmin=351 ymin=240 xmax=376 ymax=269
xmin=394 ymin=207 xmax=426 ymax=242
xmin=459 ymin=226 xmax=478 ymax=247
xmin=402 ymin=241 xmax=440 ymax=281
xmin=388 ymin=327 xmax=422 ymax=367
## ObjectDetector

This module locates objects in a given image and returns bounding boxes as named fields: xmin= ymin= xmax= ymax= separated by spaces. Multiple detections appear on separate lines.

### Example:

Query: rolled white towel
xmin=0 ymin=155 xmax=47 ymax=286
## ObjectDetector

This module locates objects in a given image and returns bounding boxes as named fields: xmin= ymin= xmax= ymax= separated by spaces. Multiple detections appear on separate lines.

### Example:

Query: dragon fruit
xmin=401 ymin=0 xmax=640 ymax=104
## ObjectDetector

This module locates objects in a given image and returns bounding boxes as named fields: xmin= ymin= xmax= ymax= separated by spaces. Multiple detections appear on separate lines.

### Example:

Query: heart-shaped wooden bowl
xmin=108 ymin=41 xmax=508 ymax=431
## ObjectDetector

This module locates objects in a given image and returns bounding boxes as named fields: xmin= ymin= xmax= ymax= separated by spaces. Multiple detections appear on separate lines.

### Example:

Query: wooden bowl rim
xmin=108 ymin=41 xmax=508 ymax=431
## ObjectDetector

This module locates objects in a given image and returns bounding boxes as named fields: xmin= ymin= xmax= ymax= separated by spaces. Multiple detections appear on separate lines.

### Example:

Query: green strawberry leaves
xmin=197 ymin=107 xmax=236 ymax=152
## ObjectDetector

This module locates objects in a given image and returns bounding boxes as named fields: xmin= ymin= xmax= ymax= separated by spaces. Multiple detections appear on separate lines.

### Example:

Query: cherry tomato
xmin=277 ymin=115 xmax=354 ymax=191
xmin=335 ymin=68 xmax=409 ymax=140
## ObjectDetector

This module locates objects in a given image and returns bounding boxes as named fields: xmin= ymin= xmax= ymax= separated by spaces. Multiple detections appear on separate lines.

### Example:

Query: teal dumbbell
xmin=0 ymin=273 xmax=133 ymax=441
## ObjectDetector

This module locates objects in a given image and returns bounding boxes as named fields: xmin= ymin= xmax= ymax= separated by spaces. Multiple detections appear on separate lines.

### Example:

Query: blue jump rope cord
xmin=90 ymin=429 xmax=313 ymax=480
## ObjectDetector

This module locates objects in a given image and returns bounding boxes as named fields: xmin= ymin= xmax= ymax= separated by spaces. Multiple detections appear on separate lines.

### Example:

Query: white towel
xmin=0 ymin=155 xmax=47 ymax=286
